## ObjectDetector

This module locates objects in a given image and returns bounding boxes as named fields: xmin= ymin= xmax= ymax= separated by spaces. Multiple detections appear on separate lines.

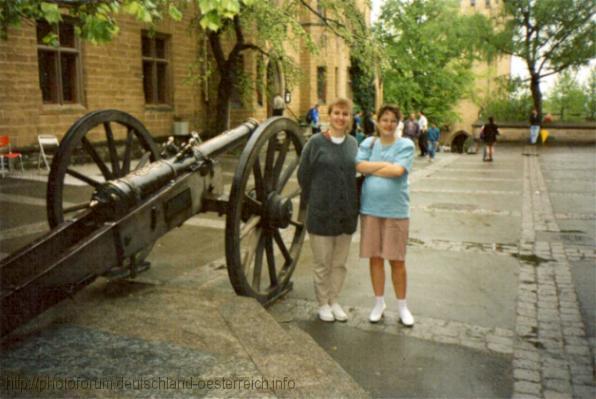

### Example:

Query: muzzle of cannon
xmin=0 ymin=110 xmax=306 ymax=337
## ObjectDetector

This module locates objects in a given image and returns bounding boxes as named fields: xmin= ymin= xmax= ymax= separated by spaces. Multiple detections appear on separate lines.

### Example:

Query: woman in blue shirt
xmin=356 ymin=105 xmax=415 ymax=326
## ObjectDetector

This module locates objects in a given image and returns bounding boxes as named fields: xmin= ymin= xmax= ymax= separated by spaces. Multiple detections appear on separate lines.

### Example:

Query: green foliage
xmin=0 ymin=0 xmax=255 ymax=42
xmin=376 ymin=0 xmax=493 ymax=126
xmin=490 ymin=0 xmax=596 ymax=114
xmin=479 ymin=77 xmax=533 ymax=122
xmin=350 ymin=56 xmax=375 ymax=113
xmin=544 ymin=70 xmax=589 ymax=121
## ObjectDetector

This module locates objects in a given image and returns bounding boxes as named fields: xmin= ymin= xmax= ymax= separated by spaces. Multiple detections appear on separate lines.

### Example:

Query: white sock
xmin=397 ymin=299 xmax=408 ymax=310
xmin=375 ymin=296 xmax=385 ymax=306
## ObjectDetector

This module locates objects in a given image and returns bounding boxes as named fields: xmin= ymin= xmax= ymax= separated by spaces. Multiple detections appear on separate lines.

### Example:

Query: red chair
xmin=0 ymin=135 xmax=25 ymax=178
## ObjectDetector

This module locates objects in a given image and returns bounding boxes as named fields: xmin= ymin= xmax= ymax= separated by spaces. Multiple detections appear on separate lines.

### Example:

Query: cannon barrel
xmin=91 ymin=119 xmax=259 ymax=220
xmin=1 ymin=113 xmax=306 ymax=338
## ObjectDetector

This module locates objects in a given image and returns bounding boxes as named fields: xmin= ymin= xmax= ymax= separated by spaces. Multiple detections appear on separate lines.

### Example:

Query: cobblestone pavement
xmin=510 ymin=148 xmax=594 ymax=399
xmin=269 ymin=144 xmax=595 ymax=399
xmin=1 ymin=143 xmax=593 ymax=398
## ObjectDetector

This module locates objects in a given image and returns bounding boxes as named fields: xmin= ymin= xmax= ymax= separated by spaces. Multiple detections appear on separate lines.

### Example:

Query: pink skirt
xmin=360 ymin=215 xmax=409 ymax=261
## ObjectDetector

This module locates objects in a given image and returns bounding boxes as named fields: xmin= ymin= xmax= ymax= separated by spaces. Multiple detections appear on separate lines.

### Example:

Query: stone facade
xmin=452 ymin=0 xmax=511 ymax=138
xmin=0 ymin=1 xmax=371 ymax=148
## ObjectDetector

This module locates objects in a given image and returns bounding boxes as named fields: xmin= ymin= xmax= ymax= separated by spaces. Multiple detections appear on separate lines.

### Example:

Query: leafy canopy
xmin=489 ymin=0 xmax=595 ymax=113
xmin=0 ymin=0 xmax=256 ymax=43
xmin=376 ymin=0 xmax=492 ymax=126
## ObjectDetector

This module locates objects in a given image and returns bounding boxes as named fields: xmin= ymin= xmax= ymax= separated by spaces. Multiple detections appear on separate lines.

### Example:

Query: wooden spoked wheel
xmin=47 ymin=109 xmax=160 ymax=228
xmin=225 ymin=117 xmax=306 ymax=305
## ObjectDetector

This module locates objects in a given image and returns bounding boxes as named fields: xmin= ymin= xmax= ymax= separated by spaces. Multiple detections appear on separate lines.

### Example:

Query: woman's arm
xmin=371 ymin=163 xmax=406 ymax=177
xmin=356 ymin=161 xmax=392 ymax=174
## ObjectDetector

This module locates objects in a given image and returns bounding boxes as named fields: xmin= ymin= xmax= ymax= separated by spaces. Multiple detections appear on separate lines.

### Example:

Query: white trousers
xmin=309 ymin=233 xmax=353 ymax=306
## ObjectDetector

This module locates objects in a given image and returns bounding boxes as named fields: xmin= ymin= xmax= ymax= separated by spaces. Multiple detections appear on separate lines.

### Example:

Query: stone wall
xmin=0 ymin=14 xmax=206 ymax=148
xmin=472 ymin=122 xmax=596 ymax=143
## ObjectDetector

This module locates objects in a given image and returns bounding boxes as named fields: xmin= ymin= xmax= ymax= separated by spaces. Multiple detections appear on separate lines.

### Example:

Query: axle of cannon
xmin=0 ymin=111 xmax=307 ymax=338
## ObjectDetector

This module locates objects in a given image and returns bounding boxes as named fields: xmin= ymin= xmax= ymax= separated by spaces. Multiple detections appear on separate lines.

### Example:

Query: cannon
xmin=0 ymin=110 xmax=307 ymax=337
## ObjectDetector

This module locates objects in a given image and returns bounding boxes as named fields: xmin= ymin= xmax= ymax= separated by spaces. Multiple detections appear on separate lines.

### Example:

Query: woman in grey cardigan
xmin=297 ymin=98 xmax=359 ymax=322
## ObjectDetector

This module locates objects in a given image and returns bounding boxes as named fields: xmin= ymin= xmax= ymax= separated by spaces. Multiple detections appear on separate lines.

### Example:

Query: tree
xmin=544 ymin=70 xmax=587 ymax=121
xmin=490 ymin=0 xmax=595 ymax=117
xmin=203 ymin=0 xmax=376 ymax=132
xmin=376 ymin=0 xmax=493 ymax=126
xmin=585 ymin=68 xmax=596 ymax=121
xmin=1 ymin=0 xmax=377 ymax=132
xmin=479 ymin=77 xmax=533 ymax=122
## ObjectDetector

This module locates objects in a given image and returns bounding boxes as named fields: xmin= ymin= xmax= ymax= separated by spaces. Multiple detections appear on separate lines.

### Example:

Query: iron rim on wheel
xmin=225 ymin=117 xmax=306 ymax=304
xmin=47 ymin=109 xmax=160 ymax=228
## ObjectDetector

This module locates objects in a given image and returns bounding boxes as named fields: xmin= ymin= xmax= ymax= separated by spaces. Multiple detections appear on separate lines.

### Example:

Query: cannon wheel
xmin=226 ymin=117 xmax=306 ymax=305
xmin=47 ymin=109 xmax=160 ymax=227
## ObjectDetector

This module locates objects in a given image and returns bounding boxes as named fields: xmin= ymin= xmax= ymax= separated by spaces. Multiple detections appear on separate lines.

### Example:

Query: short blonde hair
xmin=327 ymin=97 xmax=353 ymax=115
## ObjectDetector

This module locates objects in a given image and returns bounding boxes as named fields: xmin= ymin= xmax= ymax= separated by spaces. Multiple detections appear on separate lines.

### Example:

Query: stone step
xmin=1 ymin=279 xmax=368 ymax=398
xmin=219 ymin=297 xmax=370 ymax=398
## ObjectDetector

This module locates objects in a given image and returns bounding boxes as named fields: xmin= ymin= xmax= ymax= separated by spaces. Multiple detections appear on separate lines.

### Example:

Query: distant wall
xmin=471 ymin=121 xmax=596 ymax=143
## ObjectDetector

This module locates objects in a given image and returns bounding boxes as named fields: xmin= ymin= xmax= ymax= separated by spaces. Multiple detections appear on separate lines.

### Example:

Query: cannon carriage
xmin=0 ymin=110 xmax=307 ymax=337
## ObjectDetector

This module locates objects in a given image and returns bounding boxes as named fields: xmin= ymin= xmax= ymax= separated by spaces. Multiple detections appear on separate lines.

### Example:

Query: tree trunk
xmin=214 ymin=71 xmax=233 ymax=135
xmin=530 ymin=73 xmax=543 ymax=118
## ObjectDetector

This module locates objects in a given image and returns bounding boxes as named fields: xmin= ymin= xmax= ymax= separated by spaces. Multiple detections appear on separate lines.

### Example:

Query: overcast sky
xmin=369 ymin=0 xmax=594 ymax=93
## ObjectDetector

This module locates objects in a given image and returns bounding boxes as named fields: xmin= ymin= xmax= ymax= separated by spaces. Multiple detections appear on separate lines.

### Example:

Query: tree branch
xmin=208 ymin=31 xmax=226 ymax=71
xmin=298 ymin=0 xmax=348 ymax=40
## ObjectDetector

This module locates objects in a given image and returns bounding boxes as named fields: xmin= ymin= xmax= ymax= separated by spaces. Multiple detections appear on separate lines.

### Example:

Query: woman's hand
xmin=356 ymin=161 xmax=392 ymax=175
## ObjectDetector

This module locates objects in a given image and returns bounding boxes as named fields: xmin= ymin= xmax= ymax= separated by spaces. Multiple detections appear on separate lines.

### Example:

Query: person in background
xmin=417 ymin=111 xmax=428 ymax=157
xmin=356 ymin=104 xmax=416 ymax=327
xmin=298 ymin=98 xmax=358 ymax=323
xmin=427 ymin=123 xmax=440 ymax=162
xmin=402 ymin=113 xmax=420 ymax=144
xmin=363 ymin=110 xmax=376 ymax=137
xmin=307 ymin=103 xmax=321 ymax=135
xmin=272 ymin=94 xmax=285 ymax=116
xmin=529 ymin=109 xmax=541 ymax=145
xmin=481 ymin=116 xmax=500 ymax=162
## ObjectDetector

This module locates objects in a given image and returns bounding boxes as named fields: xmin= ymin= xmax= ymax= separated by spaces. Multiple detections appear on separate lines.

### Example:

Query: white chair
xmin=37 ymin=134 xmax=59 ymax=172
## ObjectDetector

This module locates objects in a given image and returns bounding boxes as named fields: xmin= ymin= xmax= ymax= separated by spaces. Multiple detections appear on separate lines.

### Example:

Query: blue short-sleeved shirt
xmin=356 ymin=137 xmax=415 ymax=219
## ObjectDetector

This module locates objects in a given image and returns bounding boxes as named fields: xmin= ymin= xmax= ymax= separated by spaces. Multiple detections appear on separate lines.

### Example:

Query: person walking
xmin=306 ymin=103 xmax=321 ymax=135
xmin=298 ymin=98 xmax=358 ymax=323
xmin=529 ymin=109 xmax=541 ymax=144
xmin=481 ymin=117 xmax=499 ymax=162
xmin=427 ymin=123 xmax=440 ymax=162
xmin=417 ymin=111 xmax=428 ymax=157
xmin=356 ymin=104 xmax=416 ymax=327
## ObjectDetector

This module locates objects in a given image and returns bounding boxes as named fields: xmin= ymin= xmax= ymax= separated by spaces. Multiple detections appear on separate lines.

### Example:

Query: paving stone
xmin=542 ymin=366 xmax=570 ymax=380
xmin=570 ymin=372 xmax=593 ymax=385
xmin=516 ymin=349 xmax=541 ymax=362
xmin=543 ymin=390 xmax=572 ymax=399
xmin=488 ymin=342 xmax=514 ymax=354
xmin=544 ymin=378 xmax=572 ymax=393
xmin=514 ymin=369 xmax=541 ymax=383
xmin=512 ymin=394 xmax=541 ymax=399
xmin=565 ymin=345 xmax=590 ymax=356
xmin=514 ymin=381 xmax=542 ymax=396
xmin=573 ymin=385 xmax=596 ymax=399
xmin=513 ymin=358 xmax=541 ymax=371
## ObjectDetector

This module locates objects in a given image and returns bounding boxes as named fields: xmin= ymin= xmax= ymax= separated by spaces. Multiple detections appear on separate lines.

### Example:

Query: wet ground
xmin=0 ymin=143 xmax=594 ymax=398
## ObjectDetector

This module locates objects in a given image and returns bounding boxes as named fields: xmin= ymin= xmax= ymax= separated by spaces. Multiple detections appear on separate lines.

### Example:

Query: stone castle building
xmin=449 ymin=0 xmax=511 ymax=149
xmin=0 ymin=1 xmax=373 ymax=149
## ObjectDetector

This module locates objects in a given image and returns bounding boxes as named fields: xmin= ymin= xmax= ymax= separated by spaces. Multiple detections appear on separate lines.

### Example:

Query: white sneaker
xmin=399 ymin=305 xmax=414 ymax=327
xmin=318 ymin=305 xmax=335 ymax=322
xmin=369 ymin=302 xmax=386 ymax=323
xmin=330 ymin=303 xmax=348 ymax=322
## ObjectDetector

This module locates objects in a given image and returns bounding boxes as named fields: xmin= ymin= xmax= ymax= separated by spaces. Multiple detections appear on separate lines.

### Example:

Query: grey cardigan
xmin=297 ymin=133 xmax=358 ymax=236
